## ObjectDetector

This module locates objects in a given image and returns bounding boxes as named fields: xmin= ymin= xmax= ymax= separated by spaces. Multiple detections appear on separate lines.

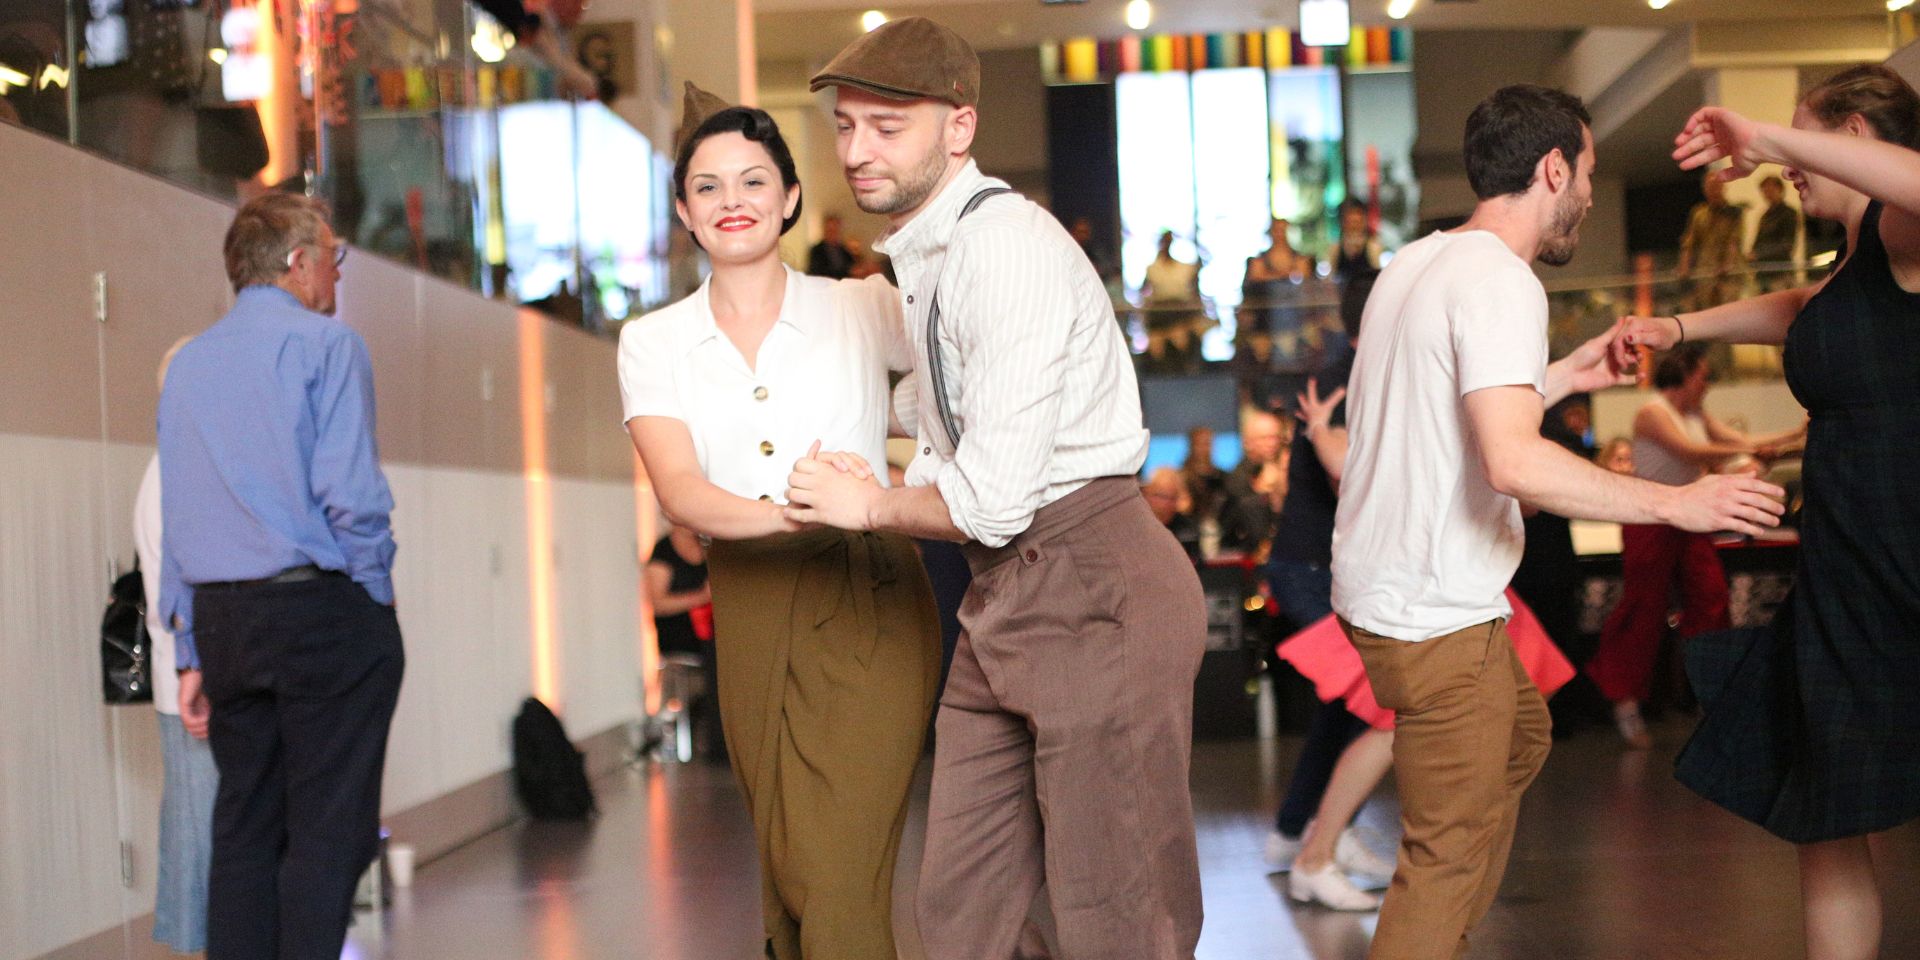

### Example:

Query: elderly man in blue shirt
xmin=159 ymin=192 xmax=404 ymax=960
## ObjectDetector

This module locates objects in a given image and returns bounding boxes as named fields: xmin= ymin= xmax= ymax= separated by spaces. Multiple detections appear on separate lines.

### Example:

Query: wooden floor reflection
xmin=345 ymin=721 xmax=1918 ymax=959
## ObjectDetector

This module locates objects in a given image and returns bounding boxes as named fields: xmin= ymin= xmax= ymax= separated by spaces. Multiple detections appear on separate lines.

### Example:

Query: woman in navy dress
xmin=1615 ymin=65 xmax=1920 ymax=960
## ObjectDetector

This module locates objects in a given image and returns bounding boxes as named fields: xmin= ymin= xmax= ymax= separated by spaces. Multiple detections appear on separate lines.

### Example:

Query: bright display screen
xmin=1189 ymin=67 xmax=1273 ymax=360
xmin=1115 ymin=71 xmax=1198 ymax=291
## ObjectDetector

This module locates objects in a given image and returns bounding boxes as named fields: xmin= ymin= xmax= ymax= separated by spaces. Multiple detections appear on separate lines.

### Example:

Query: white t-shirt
xmin=1331 ymin=230 xmax=1549 ymax=642
xmin=617 ymin=266 xmax=910 ymax=503
xmin=133 ymin=454 xmax=182 ymax=713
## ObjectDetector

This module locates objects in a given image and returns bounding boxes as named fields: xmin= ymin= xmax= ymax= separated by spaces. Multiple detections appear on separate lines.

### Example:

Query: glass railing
xmin=1122 ymin=260 xmax=1813 ymax=384
xmin=0 ymin=0 xmax=683 ymax=333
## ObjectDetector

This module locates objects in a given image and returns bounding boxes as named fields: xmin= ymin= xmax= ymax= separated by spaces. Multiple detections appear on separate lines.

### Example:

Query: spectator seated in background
xmin=1144 ymin=468 xmax=1202 ymax=562
xmin=646 ymin=524 xmax=722 ymax=760
xmin=1220 ymin=409 xmax=1290 ymax=556
xmin=1597 ymin=435 xmax=1634 ymax=475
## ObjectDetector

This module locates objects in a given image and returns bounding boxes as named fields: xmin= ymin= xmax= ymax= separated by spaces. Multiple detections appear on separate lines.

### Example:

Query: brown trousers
xmin=917 ymin=478 xmax=1208 ymax=960
xmin=1346 ymin=618 xmax=1553 ymax=960
xmin=706 ymin=530 xmax=942 ymax=960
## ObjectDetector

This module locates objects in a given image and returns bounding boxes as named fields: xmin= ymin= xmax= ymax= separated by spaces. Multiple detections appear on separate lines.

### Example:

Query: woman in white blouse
xmin=617 ymin=86 xmax=940 ymax=960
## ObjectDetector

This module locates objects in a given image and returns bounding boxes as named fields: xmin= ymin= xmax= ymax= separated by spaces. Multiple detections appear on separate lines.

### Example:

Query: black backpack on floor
xmin=511 ymin=697 xmax=597 ymax=821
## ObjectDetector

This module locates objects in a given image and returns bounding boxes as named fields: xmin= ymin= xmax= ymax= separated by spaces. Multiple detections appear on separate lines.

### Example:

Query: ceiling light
xmin=471 ymin=19 xmax=513 ymax=63
xmin=1125 ymin=0 xmax=1152 ymax=31
xmin=861 ymin=10 xmax=888 ymax=32
xmin=38 ymin=63 xmax=68 ymax=89
xmin=1648 ymin=0 xmax=1671 ymax=8
xmin=1891 ymin=0 xmax=1915 ymax=11
xmin=208 ymin=48 xmax=228 ymax=65
xmin=1299 ymin=0 xmax=1352 ymax=47
xmin=1387 ymin=0 xmax=1414 ymax=18
xmin=0 ymin=64 xmax=29 ymax=94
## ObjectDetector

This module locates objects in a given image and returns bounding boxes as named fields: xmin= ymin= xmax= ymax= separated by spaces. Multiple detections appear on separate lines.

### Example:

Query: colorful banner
xmin=1043 ymin=28 xmax=1410 ymax=84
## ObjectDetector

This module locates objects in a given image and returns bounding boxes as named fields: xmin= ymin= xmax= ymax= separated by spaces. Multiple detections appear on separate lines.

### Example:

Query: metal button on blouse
xmin=753 ymin=386 xmax=769 ymax=401
xmin=760 ymin=441 xmax=775 ymax=456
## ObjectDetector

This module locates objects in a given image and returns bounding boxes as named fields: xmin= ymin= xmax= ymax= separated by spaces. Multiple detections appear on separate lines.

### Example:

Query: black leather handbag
xmin=101 ymin=561 xmax=153 ymax=704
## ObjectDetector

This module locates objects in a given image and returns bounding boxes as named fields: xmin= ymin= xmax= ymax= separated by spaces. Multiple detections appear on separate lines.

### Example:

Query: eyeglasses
xmin=285 ymin=243 xmax=349 ymax=270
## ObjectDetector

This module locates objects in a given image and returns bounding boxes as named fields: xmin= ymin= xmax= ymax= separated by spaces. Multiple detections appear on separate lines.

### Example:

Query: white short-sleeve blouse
xmin=618 ymin=266 xmax=911 ymax=504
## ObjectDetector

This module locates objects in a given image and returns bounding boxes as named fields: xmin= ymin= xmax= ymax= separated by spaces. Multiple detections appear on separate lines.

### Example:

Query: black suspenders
xmin=925 ymin=186 xmax=1016 ymax=450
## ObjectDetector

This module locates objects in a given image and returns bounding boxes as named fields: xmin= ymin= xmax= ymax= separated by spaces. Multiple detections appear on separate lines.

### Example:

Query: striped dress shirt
xmin=876 ymin=160 xmax=1148 ymax=548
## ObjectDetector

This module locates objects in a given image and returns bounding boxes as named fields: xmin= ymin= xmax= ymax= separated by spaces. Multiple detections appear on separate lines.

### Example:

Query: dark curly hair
xmin=1463 ymin=85 xmax=1592 ymax=200
xmin=673 ymin=106 xmax=803 ymax=238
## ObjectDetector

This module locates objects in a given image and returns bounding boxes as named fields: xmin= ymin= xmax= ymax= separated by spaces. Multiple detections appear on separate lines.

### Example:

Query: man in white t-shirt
xmin=1329 ymin=85 xmax=1786 ymax=960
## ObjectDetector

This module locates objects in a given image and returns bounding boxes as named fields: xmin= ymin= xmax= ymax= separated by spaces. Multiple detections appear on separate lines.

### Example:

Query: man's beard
xmin=1536 ymin=190 xmax=1586 ymax=267
xmin=850 ymin=140 xmax=948 ymax=216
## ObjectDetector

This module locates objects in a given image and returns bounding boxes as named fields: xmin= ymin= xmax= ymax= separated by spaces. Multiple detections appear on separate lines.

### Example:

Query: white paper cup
xmin=388 ymin=843 xmax=416 ymax=888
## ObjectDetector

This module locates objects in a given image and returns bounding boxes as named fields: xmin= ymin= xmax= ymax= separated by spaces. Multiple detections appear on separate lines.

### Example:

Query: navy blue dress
xmin=1678 ymin=201 xmax=1920 ymax=842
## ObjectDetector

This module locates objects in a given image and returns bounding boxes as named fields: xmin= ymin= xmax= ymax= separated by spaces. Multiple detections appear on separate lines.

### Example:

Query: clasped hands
xmin=783 ymin=440 xmax=882 ymax=531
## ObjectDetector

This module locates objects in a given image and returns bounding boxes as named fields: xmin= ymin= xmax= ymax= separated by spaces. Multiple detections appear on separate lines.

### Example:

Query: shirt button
xmin=760 ymin=440 xmax=775 ymax=456
xmin=923 ymin=446 xmax=932 ymax=455
xmin=753 ymin=386 xmax=769 ymax=401
xmin=907 ymin=295 xmax=915 ymax=305
xmin=1024 ymin=549 xmax=1038 ymax=562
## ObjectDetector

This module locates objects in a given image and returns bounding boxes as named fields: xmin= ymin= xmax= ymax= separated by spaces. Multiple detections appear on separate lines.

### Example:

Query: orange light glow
xmin=633 ymin=449 xmax=661 ymax=716
xmin=253 ymin=0 xmax=297 ymax=188
xmin=736 ymin=0 xmax=759 ymax=105
xmin=519 ymin=311 xmax=561 ymax=708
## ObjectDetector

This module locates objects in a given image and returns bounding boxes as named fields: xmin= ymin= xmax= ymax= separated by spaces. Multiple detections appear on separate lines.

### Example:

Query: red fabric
xmin=1276 ymin=589 xmax=1575 ymax=731
xmin=690 ymin=603 xmax=714 ymax=642
xmin=1585 ymin=523 xmax=1729 ymax=703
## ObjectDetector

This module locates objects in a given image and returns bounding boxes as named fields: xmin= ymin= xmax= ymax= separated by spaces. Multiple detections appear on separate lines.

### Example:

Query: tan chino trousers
xmin=1345 ymin=618 xmax=1552 ymax=960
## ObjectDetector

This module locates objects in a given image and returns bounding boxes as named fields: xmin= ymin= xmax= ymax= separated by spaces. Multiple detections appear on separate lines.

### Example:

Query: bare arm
xmin=1611 ymin=285 xmax=1814 ymax=366
xmin=1293 ymin=379 xmax=1349 ymax=490
xmin=1543 ymin=319 xmax=1635 ymax=407
xmin=1638 ymin=404 xmax=1752 ymax=465
xmin=783 ymin=456 xmax=969 ymax=542
xmin=1466 ymin=385 xmax=1784 ymax=535
xmin=645 ymin=561 xmax=711 ymax=616
xmin=1701 ymin=411 xmax=1805 ymax=451
xmin=627 ymin=417 xmax=800 ymax=540
xmin=1308 ymin=427 xmax=1349 ymax=490
xmin=867 ymin=483 xmax=969 ymax=542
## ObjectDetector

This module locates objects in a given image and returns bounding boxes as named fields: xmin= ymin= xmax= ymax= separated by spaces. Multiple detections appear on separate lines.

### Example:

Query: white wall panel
xmin=1 ymin=123 xmax=649 ymax=959
xmin=0 ymin=435 xmax=131 ymax=958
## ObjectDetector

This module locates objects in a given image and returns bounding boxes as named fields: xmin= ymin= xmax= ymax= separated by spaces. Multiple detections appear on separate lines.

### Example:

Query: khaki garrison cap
xmin=809 ymin=17 xmax=981 ymax=108
xmin=675 ymin=81 xmax=733 ymax=155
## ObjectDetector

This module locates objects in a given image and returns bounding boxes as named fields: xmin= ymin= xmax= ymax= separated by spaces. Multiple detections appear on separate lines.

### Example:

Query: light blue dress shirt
xmin=157 ymin=285 xmax=396 ymax=670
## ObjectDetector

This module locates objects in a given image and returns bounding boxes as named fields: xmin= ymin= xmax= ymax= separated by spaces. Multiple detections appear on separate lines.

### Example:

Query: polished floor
xmin=342 ymin=720 xmax=1919 ymax=960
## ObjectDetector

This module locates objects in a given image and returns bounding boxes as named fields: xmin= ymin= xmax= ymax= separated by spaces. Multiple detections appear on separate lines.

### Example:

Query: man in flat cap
xmin=785 ymin=16 xmax=1206 ymax=959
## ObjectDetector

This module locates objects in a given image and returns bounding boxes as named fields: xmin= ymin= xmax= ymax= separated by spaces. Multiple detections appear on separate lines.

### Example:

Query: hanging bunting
xmin=1039 ymin=27 xmax=1409 ymax=84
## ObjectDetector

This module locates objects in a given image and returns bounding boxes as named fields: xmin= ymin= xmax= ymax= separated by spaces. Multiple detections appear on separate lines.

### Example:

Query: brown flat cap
xmin=675 ymin=81 xmax=733 ymax=155
xmin=809 ymin=17 xmax=980 ymax=108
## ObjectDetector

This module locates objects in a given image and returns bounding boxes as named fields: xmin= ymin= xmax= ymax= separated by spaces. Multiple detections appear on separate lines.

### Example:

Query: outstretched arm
xmin=1610 ymin=285 xmax=1815 ymax=365
xmin=1466 ymin=385 xmax=1784 ymax=534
